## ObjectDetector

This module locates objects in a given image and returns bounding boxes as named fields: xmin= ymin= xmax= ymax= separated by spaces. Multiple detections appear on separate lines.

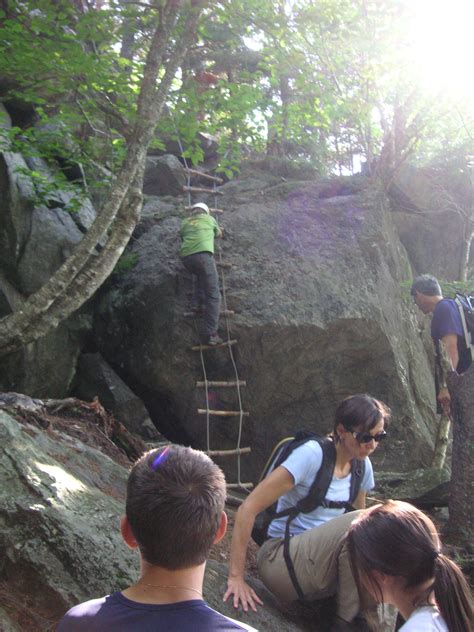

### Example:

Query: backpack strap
xmin=295 ymin=438 xmax=336 ymax=514
xmin=348 ymin=458 xmax=365 ymax=509
xmin=281 ymin=437 xmax=336 ymax=600
xmin=283 ymin=510 xmax=304 ymax=599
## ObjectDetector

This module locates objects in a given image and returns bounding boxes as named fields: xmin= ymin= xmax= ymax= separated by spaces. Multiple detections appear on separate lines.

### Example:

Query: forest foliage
xmin=1 ymin=0 xmax=472 ymax=186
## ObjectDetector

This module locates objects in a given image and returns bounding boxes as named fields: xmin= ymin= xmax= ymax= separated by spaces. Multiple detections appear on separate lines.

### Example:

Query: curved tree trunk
xmin=0 ymin=0 xmax=207 ymax=357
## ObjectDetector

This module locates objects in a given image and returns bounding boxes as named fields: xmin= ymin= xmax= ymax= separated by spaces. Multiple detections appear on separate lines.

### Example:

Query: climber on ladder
xmin=180 ymin=202 xmax=224 ymax=346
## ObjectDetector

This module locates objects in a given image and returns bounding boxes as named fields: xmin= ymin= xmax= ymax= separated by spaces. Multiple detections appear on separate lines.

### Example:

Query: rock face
xmin=94 ymin=172 xmax=438 ymax=482
xmin=17 ymin=205 xmax=84 ymax=295
xmin=143 ymin=154 xmax=186 ymax=196
xmin=0 ymin=103 xmax=96 ymax=397
xmin=0 ymin=316 xmax=87 ymax=398
xmin=0 ymin=410 xmax=138 ymax=629
xmin=75 ymin=352 xmax=160 ymax=439
xmin=389 ymin=164 xmax=473 ymax=280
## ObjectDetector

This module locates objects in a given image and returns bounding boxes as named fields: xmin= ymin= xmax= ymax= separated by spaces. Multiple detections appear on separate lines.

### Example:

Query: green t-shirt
xmin=179 ymin=213 xmax=220 ymax=258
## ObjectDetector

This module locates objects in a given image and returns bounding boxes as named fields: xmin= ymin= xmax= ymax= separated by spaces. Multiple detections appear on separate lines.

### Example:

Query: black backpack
xmin=251 ymin=431 xmax=365 ymax=600
xmin=454 ymin=292 xmax=474 ymax=362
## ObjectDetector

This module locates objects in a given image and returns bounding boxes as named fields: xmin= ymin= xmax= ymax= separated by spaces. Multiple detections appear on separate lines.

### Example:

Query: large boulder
xmin=23 ymin=155 xmax=97 ymax=233
xmin=0 ymin=103 xmax=96 ymax=397
xmin=143 ymin=154 xmax=186 ymax=196
xmin=389 ymin=164 xmax=473 ymax=280
xmin=373 ymin=468 xmax=450 ymax=508
xmin=17 ymin=205 xmax=84 ymax=295
xmin=94 ymin=173 xmax=438 ymax=482
xmin=0 ymin=104 xmax=97 ymax=290
xmin=0 ymin=284 xmax=89 ymax=398
xmin=0 ymin=316 xmax=87 ymax=399
xmin=0 ymin=410 xmax=138 ymax=629
xmin=0 ymin=149 xmax=36 ymax=281
xmin=75 ymin=352 xmax=160 ymax=440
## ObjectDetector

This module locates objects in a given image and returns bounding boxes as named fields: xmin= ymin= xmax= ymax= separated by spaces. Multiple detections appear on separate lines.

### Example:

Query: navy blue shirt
xmin=431 ymin=299 xmax=471 ymax=373
xmin=57 ymin=593 xmax=257 ymax=632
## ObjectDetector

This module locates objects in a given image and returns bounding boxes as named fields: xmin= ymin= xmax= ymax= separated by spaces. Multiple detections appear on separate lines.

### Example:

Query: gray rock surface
xmin=374 ymin=468 xmax=450 ymax=507
xmin=23 ymin=154 xmax=97 ymax=232
xmin=17 ymin=205 xmax=83 ymax=295
xmin=94 ymin=173 xmax=438 ymax=482
xmin=143 ymin=154 xmax=186 ymax=196
xmin=75 ymin=352 xmax=159 ymax=439
xmin=0 ymin=314 xmax=87 ymax=398
xmin=389 ymin=164 xmax=473 ymax=280
xmin=0 ymin=106 xmax=96 ymax=397
xmin=0 ymin=410 xmax=138 ymax=629
xmin=205 ymin=560 xmax=310 ymax=631
xmin=0 ymin=149 xmax=36 ymax=280
xmin=0 ymin=104 xmax=97 ymax=288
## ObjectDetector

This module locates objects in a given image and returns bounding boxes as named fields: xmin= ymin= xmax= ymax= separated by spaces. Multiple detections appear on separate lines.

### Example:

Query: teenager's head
xmin=347 ymin=501 xmax=473 ymax=632
xmin=410 ymin=275 xmax=442 ymax=314
xmin=332 ymin=394 xmax=391 ymax=459
xmin=125 ymin=444 xmax=226 ymax=570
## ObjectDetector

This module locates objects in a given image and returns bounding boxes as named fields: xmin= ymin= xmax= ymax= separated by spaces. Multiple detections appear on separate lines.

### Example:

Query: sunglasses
xmin=350 ymin=430 xmax=387 ymax=444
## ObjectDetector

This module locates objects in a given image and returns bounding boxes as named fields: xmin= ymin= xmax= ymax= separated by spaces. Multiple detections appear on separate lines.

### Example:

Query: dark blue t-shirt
xmin=431 ymin=299 xmax=471 ymax=373
xmin=57 ymin=593 xmax=257 ymax=632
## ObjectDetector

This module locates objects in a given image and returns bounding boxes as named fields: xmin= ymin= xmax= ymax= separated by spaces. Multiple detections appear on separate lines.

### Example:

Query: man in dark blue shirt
xmin=57 ymin=445 xmax=256 ymax=631
xmin=411 ymin=275 xmax=471 ymax=414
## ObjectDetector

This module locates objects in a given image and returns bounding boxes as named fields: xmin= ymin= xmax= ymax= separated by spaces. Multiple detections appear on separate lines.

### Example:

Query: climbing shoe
xmin=207 ymin=333 xmax=223 ymax=346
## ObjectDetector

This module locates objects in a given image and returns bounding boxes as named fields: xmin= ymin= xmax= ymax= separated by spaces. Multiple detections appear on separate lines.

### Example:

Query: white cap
xmin=191 ymin=202 xmax=210 ymax=214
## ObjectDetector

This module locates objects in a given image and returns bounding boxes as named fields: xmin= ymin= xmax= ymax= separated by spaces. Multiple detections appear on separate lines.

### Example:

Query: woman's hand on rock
xmin=223 ymin=576 xmax=263 ymax=612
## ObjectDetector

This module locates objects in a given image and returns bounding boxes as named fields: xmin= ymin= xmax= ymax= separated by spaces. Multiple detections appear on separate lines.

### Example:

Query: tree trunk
xmin=458 ymin=223 xmax=473 ymax=282
xmin=431 ymin=413 xmax=451 ymax=470
xmin=446 ymin=363 xmax=474 ymax=543
xmin=0 ymin=0 xmax=207 ymax=357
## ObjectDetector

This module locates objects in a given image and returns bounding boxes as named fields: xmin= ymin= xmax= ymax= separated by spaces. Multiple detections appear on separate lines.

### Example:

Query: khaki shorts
xmin=257 ymin=510 xmax=363 ymax=622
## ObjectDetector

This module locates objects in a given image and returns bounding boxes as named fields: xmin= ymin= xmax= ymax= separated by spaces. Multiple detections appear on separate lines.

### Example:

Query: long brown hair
xmin=347 ymin=501 xmax=473 ymax=632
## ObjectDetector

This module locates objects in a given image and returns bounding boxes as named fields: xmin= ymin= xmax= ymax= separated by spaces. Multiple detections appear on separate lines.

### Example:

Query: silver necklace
xmin=140 ymin=583 xmax=202 ymax=597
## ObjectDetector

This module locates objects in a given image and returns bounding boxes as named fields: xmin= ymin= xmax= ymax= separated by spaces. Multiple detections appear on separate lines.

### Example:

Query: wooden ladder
xmin=183 ymin=165 xmax=253 ymax=492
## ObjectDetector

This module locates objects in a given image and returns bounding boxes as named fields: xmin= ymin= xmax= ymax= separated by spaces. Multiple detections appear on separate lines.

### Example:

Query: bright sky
xmin=406 ymin=0 xmax=474 ymax=104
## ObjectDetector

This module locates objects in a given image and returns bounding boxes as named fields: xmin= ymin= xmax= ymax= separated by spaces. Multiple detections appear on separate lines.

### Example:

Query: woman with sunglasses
xmin=347 ymin=501 xmax=473 ymax=632
xmin=224 ymin=394 xmax=390 ymax=631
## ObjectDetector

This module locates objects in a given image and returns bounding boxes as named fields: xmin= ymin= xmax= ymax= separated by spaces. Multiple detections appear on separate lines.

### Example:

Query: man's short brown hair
xmin=126 ymin=444 xmax=226 ymax=569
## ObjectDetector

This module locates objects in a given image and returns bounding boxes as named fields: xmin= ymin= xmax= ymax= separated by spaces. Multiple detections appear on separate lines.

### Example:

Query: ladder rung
xmin=197 ymin=409 xmax=250 ymax=417
xmin=206 ymin=447 xmax=251 ymax=456
xmin=184 ymin=168 xmax=223 ymax=183
xmin=196 ymin=380 xmax=246 ymax=388
xmin=216 ymin=262 xmax=232 ymax=269
xmin=227 ymin=482 xmax=254 ymax=489
xmin=226 ymin=494 xmax=244 ymax=507
xmin=191 ymin=339 xmax=237 ymax=351
xmin=184 ymin=310 xmax=234 ymax=318
xmin=183 ymin=185 xmax=223 ymax=195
